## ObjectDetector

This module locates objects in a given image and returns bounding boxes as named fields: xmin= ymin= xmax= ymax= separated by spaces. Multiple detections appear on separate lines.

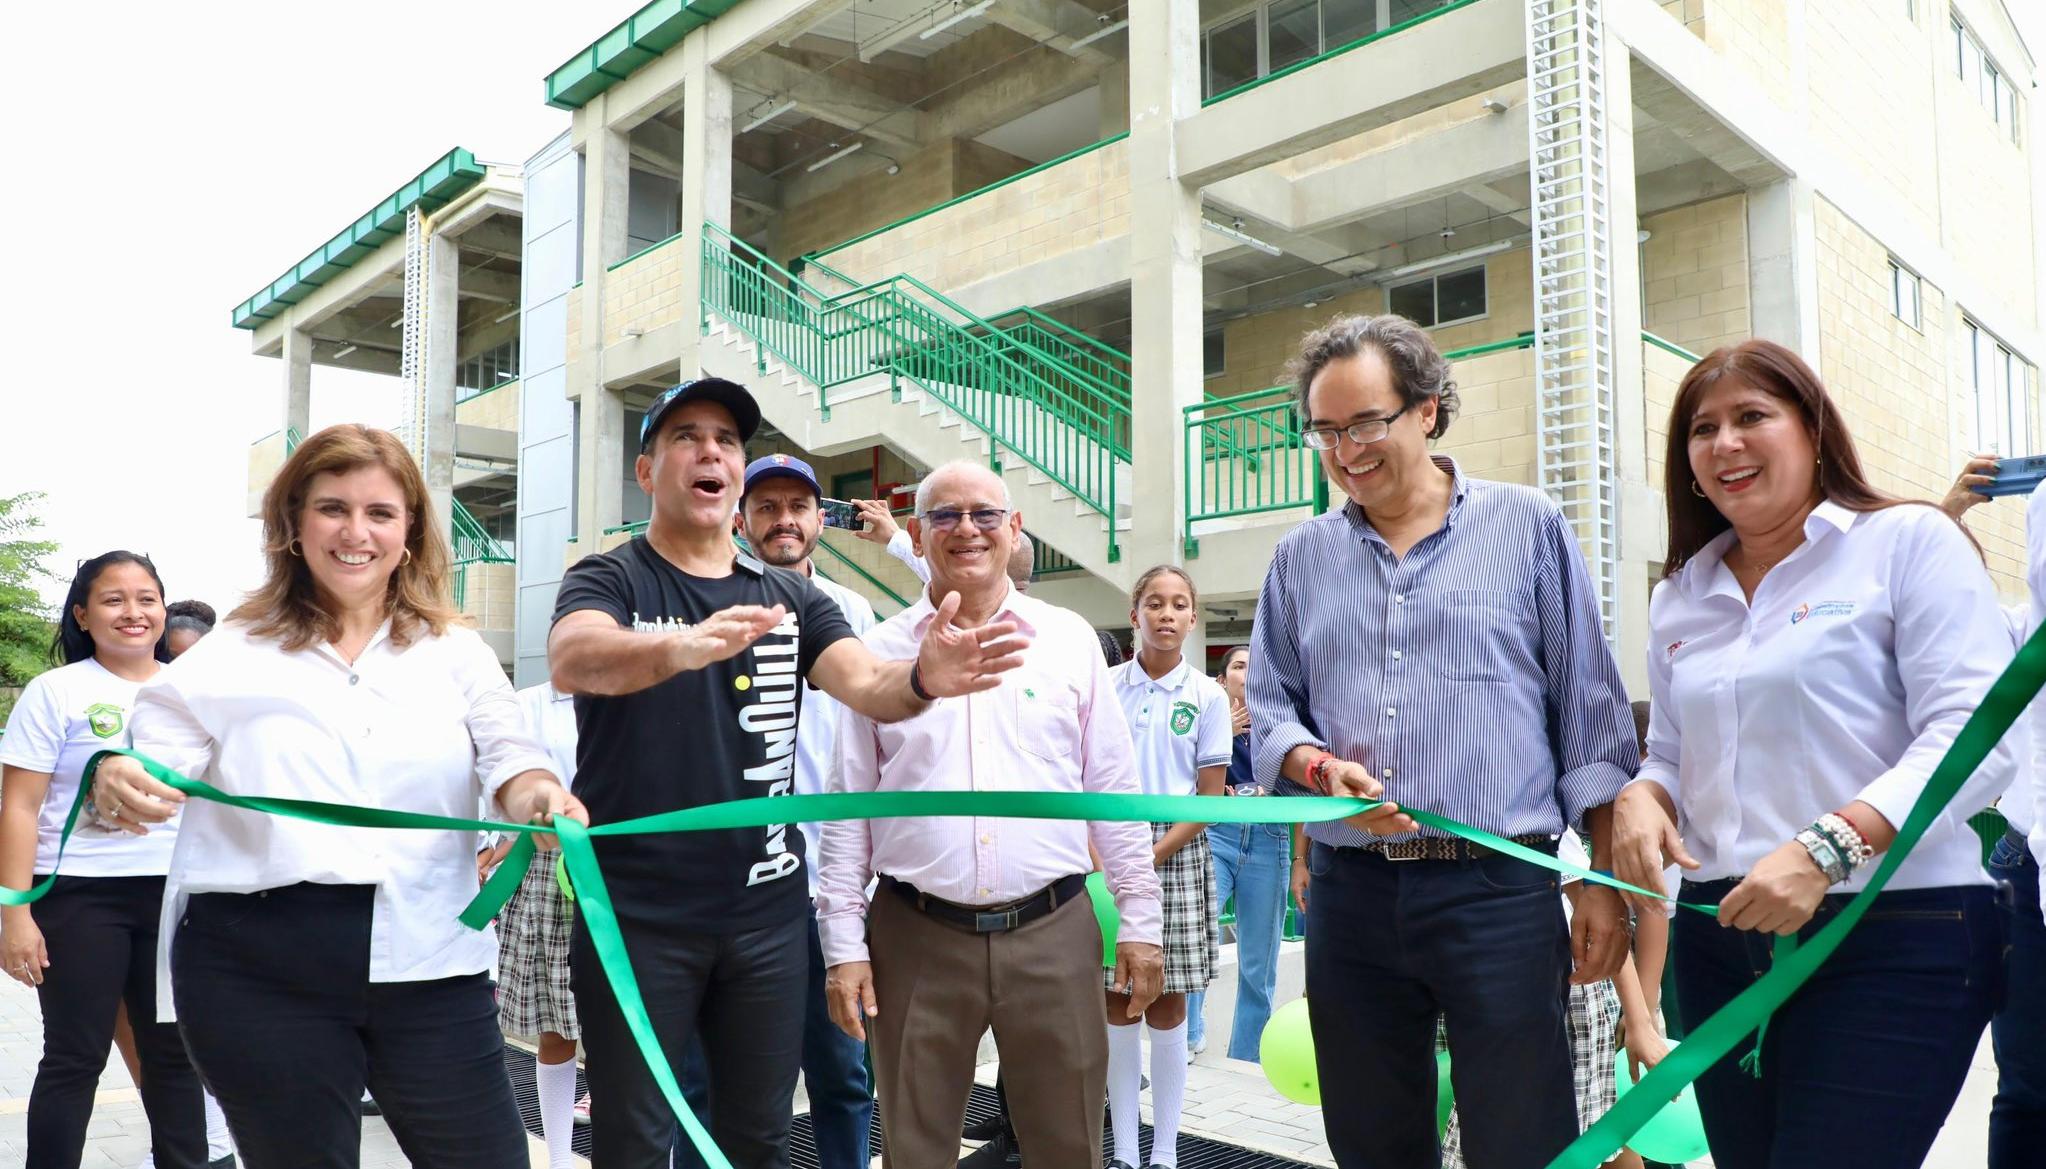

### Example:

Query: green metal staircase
xmin=702 ymin=224 xmax=1132 ymax=565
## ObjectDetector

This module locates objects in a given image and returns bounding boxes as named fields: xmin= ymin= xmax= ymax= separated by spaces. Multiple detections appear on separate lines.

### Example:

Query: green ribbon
xmin=13 ymin=609 xmax=2038 ymax=1169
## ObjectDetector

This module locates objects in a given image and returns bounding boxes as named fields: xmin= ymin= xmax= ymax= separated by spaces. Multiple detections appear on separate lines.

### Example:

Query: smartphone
xmin=820 ymin=498 xmax=862 ymax=530
xmin=1977 ymin=454 xmax=2046 ymax=498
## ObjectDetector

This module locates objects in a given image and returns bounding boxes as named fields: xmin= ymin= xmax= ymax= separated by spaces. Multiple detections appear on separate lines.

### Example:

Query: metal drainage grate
xmin=506 ymin=1047 xmax=1319 ymax=1168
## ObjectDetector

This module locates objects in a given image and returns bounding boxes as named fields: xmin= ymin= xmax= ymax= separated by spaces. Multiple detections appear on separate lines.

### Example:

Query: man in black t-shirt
xmin=549 ymin=377 xmax=1028 ymax=1169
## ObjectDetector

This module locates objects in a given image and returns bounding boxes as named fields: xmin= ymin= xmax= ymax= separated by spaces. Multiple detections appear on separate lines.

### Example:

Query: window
xmin=1969 ymin=319 xmax=2034 ymax=455
xmin=1888 ymin=261 xmax=1921 ymax=331
xmin=1199 ymin=0 xmax=1455 ymax=99
xmin=1203 ymin=329 xmax=1227 ymax=379
xmin=457 ymin=336 xmax=521 ymax=399
xmin=1387 ymin=265 xmax=1488 ymax=328
xmin=1953 ymin=11 xmax=2022 ymax=143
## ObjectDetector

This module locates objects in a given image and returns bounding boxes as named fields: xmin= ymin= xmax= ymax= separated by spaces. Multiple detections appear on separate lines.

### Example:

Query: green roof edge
xmin=545 ymin=0 xmax=743 ymax=111
xmin=230 ymin=147 xmax=486 ymax=331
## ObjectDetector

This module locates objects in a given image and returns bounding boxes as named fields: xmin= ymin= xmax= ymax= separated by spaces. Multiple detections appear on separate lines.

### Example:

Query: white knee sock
xmin=204 ymin=1090 xmax=235 ymax=1158
xmin=1106 ymin=1020 xmax=1144 ymax=1166
xmin=535 ymin=1057 xmax=580 ymax=1169
xmin=1146 ymin=1021 xmax=1189 ymax=1168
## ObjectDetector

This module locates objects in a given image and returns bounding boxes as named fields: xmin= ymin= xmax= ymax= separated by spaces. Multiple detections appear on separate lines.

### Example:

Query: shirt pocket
xmin=1437 ymin=589 xmax=1521 ymax=683
xmin=1014 ymin=678 xmax=1080 ymax=763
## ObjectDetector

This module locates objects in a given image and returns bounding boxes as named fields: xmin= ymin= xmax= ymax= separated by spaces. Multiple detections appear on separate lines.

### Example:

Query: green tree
xmin=0 ymin=491 xmax=58 ymax=699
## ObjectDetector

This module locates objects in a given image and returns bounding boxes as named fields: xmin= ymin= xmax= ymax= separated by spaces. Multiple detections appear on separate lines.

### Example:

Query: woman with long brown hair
xmin=89 ymin=425 xmax=586 ymax=1167
xmin=1609 ymin=340 xmax=2012 ymax=1169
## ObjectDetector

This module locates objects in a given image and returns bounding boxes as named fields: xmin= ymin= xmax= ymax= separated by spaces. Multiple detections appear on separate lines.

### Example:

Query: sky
xmin=0 ymin=1 xmax=621 ymax=612
xmin=1 ymin=1 xmax=2042 ymax=614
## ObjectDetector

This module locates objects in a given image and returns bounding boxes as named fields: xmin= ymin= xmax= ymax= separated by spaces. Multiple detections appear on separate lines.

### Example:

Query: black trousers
xmin=572 ymin=909 xmax=808 ymax=1169
xmin=1304 ymin=841 xmax=1577 ymax=1169
xmin=28 ymin=874 xmax=206 ymax=1169
xmin=172 ymin=882 xmax=527 ymax=1169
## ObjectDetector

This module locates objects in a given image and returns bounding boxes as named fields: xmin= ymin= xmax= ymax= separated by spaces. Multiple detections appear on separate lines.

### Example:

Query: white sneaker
xmin=1187 ymin=1036 xmax=1207 ymax=1061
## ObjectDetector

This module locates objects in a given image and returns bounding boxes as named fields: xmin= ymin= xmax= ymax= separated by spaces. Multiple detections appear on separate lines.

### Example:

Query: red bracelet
xmin=1303 ymin=752 xmax=1336 ymax=795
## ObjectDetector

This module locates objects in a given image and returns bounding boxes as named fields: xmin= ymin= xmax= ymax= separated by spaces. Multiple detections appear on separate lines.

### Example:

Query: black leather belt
xmin=881 ymin=872 xmax=1087 ymax=934
xmin=1357 ymin=834 xmax=1557 ymax=862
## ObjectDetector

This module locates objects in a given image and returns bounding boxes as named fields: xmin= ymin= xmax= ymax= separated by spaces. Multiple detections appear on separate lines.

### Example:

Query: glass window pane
xmin=1954 ymin=19 xmax=1966 ymax=77
xmin=1390 ymin=279 xmax=1436 ymax=326
xmin=1203 ymin=330 xmax=1226 ymax=378
xmin=1391 ymin=0 xmax=1449 ymax=25
xmin=1905 ymin=273 xmax=1919 ymax=328
xmin=1437 ymin=266 xmax=1488 ymax=323
xmin=1268 ymin=0 xmax=1322 ymax=73
xmin=1206 ymin=15 xmax=1260 ymax=98
xmin=1323 ymin=0 xmax=1379 ymax=49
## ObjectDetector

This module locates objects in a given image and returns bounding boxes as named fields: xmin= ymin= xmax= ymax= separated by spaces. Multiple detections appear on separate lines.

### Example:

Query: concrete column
xmin=281 ymin=324 xmax=312 ymax=440
xmin=425 ymin=230 xmax=459 ymax=531
xmin=574 ymin=94 xmax=633 ymax=546
xmin=1747 ymin=179 xmax=1822 ymax=371
xmin=677 ymin=32 xmax=734 ymax=378
xmin=1124 ymin=0 xmax=1207 ymax=571
xmin=1603 ymin=39 xmax=1655 ymax=700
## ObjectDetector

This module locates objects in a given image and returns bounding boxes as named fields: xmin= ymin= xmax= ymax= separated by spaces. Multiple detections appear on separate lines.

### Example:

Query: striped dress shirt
xmin=1249 ymin=457 xmax=1636 ymax=848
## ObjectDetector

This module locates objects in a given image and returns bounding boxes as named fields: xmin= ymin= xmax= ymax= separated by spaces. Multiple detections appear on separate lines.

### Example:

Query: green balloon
xmin=1259 ymin=998 xmax=1320 ymax=1105
xmin=1086 ymin=872 xmax=1119 ymax=968
xmin=1614 ymin=1042 xmax=1712 ymax=1163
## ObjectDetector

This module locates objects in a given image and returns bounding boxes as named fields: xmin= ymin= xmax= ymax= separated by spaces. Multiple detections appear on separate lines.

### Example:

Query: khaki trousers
xmin=868 ymin=883 xmax=1107 ymax=1169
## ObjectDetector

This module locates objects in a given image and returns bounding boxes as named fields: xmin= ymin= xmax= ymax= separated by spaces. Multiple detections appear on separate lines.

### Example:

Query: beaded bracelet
xmin=1813 ymin=812 xmax=1874 ymax=873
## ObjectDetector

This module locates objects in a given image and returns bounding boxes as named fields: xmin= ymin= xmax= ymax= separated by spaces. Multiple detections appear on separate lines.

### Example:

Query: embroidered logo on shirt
xmin=84 ymin=703 xmax=125 ymax=740
xmin=1790 ymin=601 xmax=1855 ymax=625
xmin=1170 ymin=701 xmax=1198 ymax=736
xmin=1665 ymin=640 xmax=1685 ymax=661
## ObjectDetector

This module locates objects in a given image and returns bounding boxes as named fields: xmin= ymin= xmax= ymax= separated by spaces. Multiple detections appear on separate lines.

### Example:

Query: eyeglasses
xmin=1302 ymin=405 xmax=1409 ymax=450
xmin=920 ymin=507 xmax=1011 ymax=532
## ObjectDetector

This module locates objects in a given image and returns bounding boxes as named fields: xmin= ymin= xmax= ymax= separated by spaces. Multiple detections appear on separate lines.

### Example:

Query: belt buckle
xmin=974 ymin=907 xmax=1023 ymax=932
xmin=1382 ymin=840 xmax=1423 ymax=863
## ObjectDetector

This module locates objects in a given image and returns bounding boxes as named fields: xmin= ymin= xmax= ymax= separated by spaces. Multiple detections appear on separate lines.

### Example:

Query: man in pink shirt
xmin=818 ymin=460 xmax=1164 ymax=1169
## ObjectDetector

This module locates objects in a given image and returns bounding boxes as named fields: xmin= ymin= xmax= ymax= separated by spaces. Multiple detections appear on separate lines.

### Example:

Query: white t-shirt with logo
xmin=1110 ymin=658 xmax=1233 ymax=798
xmin=0 ymin=659 xmax=179 ymax=877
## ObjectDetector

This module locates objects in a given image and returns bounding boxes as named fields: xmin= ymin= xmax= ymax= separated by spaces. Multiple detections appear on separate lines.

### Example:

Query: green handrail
xmin=701 ymin=222 xmax=1126 ymax=564
xmin=813 ymin=537 xmax=911 ymax=611
xmin=452 ymin=498 xmax=513 ymax=565
xmin=285 ymin=427 xmax=305 ymax=454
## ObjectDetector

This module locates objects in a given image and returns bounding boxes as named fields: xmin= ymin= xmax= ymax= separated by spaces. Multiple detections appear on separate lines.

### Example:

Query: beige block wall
xmin=775 ymin=139 xmax=1035 ymax=269
xmin=456 ymin=379 xmax=521 ymax=431
xmin=813 ymin=138 xmax=1131 ymax=289
xmin=1810 ymin=195 xmax=2030 ymax=595
xmin=1803 ymin=0 xmax=1941 ymax=239
xmin=1642 ymin=194 xmax=1751 ymax=357
xmin=1642 ymin=338 xmax=1695 ymax=508
xmin=1934 ymin=68 xmax=2037 ymax=321
xmin=601 ymin=240 xmax=689 ymax=346
xmin=458 ymin=561 xmax=516 ymax=632
xmin=246 ymin=431 xmax=287 ymax=518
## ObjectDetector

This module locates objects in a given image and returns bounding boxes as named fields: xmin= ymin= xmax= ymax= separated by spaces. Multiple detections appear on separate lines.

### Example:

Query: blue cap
xmin=639 ymin=377 xmax=761 ymax=450
xmin=742 ymin=453 xmax=822 ymax=500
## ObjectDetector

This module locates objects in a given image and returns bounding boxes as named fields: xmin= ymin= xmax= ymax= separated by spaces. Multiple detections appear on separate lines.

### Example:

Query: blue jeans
xmin=1990 ymin=830 xmax=2046 ymax=1169
xmin=1304 ymin=841 xmax=1576 ymax=1169
xmin=1189 ymin=821 xmax=1290 ymax=1061
xmin=673 ymin=909 xmax=873 ymax=1169
xmin=1675 ymin=879 xmax=2000 ymax=1169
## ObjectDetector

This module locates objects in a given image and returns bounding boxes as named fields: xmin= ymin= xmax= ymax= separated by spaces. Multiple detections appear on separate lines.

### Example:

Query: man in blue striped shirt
xmin=1249 ymin=315 xmax=1636 ymax=1169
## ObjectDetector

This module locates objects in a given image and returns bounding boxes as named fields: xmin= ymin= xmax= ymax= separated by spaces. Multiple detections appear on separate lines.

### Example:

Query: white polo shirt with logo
xmin=1110 ymin=657 xmax=1233 ymax=797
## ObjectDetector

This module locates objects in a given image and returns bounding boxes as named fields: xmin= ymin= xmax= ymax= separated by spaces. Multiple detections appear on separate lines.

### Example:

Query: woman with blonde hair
xmin=92 ymin=424 xmax=586 ymax=1168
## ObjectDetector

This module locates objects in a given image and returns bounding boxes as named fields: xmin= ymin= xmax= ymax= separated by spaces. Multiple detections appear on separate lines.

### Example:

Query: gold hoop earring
xmin=1690 ymin=480 xmax=1706 ymax=497
xmin=400 ymin=548 xmax=414 ymax=566
xmin=287 ymin=538 xmax=302 ymax=557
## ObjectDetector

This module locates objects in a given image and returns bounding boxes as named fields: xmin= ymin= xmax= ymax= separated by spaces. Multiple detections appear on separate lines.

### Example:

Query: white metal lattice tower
xmin=397 ymin=207 xmax=431 ymax=457
xmin=1526 ymin=0 xmax=1619 ymax=644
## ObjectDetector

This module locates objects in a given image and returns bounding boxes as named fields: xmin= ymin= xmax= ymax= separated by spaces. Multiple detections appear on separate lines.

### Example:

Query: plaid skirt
xmin=1438 ymin=979 xmax=1622 ymax=1167
xmin=496 ymin=855 xmax=579 ymax=1040
xmin=1105 ymin=822 xmax=1217 ymax=995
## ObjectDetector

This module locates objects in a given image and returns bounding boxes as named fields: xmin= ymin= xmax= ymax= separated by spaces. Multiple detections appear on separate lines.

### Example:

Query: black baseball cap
xmin=639 ymin=377 xmax=761 ymax=451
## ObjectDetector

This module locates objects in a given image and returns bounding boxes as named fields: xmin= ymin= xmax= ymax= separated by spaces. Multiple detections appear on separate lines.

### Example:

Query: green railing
xmin=285 ymin=426 xmax=305 ymax=454
xmin=452 ymin=498 xmax=513 ymax=565
xmin=814 ymin=537 xmax=912 ymax=611
xmin=701 ymin=222 xmax=1126 ymax=563
xmin=1031 ymin=536 xmax=1085 ymax=579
